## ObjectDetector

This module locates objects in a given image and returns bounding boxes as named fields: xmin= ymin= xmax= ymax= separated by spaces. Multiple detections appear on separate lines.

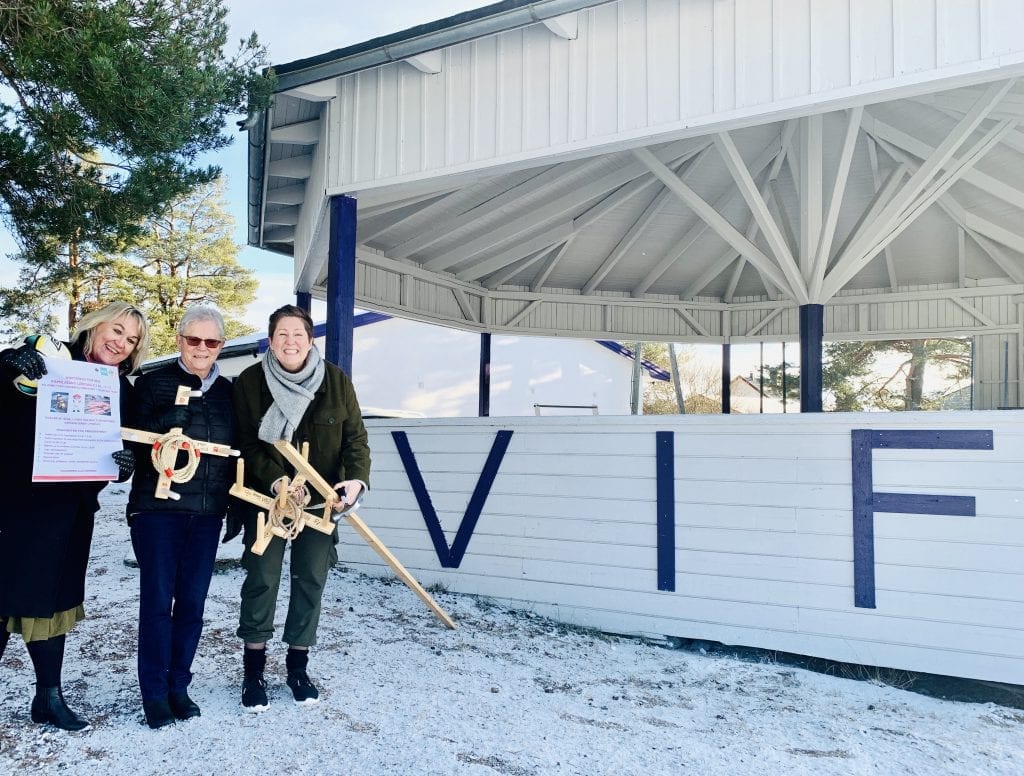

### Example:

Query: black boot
xmin=31 ymin=686 xmax=89 ymax=732
xmin=285 ymin=647 xmax=319 ymax=705
xmin=0 ymin=627 xmax=9 ymax=661
xmin=142 ymin=697 xmax=175 ymax=729
xmin=242 ymin=647 xmax=269 ymax=712
xmin=168 ymin=691 xmax=201 ymax=720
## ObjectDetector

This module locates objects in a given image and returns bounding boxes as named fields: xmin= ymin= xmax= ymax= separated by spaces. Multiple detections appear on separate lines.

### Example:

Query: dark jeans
xmin=130 ymin=512 xmax=222 ymax=701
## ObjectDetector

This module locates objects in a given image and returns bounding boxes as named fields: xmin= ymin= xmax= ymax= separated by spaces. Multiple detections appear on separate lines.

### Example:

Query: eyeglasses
xmin=181 ymin=335 xmax=224 ymax=348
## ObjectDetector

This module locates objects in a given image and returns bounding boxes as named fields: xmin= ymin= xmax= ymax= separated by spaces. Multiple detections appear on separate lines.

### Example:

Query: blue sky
xmin=0 ymin=1 xmax=495 ymax=331
xmin=0 ymin=1 xmax=774 ymax=379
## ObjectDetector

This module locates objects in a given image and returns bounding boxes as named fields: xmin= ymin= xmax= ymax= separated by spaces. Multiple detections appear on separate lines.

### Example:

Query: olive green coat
xmin=233 ymin=360 xmax=371 ymax=496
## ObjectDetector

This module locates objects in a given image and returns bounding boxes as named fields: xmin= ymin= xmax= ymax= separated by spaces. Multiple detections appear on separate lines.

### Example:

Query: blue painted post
xmin=721 ymin=343 xmax=731 ymax=413
xmin=296 ymin=291 xmax=312 ymax=314
xmin=326 ymin=195 xmax=357 ymax=374
xmin=800 ymin=304 xmax=824 ymax=412
xmin=479 ymin=333 xmax=491 ymax=417
xmin=655 ymin=431 xmax=676 ymax=591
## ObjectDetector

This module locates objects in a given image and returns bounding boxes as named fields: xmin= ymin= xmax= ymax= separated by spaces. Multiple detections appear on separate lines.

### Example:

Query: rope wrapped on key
xmin=121 ymin=385 xmax=240 ymax=500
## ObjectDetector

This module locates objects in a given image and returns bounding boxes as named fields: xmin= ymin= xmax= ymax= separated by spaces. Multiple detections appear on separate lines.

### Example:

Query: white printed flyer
xmin=32 ymin=356 xmax=122 ymax=482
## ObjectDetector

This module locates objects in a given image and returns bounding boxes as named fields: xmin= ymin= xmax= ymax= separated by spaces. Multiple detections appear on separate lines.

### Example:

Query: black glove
xmin=156 ymin=406 xmax=192 ymax=432
xmin=222 ymin=504 xmax=244 ymax=544
xmin=1 ymin=343 xmax=47 ymax=380
xmin=112 ymin=449 xmax=135 ymax=483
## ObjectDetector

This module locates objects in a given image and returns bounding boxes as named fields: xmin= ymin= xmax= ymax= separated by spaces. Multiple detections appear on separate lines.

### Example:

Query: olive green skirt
xmin=2 ymin=606 xmax=85 ymax=643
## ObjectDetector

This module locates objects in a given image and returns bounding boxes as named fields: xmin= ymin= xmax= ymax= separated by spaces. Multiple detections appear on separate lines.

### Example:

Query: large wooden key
xmin=273 ymin=439 xmax=457 ymax=630
xmin=122 ymin=385 xmax=240 ymax=500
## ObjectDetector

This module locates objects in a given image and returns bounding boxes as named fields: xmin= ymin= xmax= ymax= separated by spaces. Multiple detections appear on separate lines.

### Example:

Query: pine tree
xmin=0 ymin=0 xmax=273 ymax=331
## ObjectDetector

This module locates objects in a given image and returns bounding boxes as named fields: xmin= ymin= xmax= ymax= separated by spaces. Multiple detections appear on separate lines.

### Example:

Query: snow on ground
xmin=1 ymin=487 xmax=1022 ymax=775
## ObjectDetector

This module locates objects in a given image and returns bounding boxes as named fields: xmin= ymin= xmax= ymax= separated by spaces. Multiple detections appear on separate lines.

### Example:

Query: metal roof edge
xmin=271 ymin=0 xmax=610 ymax=90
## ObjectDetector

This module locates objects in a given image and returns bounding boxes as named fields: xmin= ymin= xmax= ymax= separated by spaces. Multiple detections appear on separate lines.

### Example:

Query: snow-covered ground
xmin=1 ymin=487 xmax=1022 ymax=775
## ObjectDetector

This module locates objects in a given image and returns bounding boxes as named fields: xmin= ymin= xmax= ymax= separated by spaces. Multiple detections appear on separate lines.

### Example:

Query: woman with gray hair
xmin=125 ymin=305 xmax=236 ymax=729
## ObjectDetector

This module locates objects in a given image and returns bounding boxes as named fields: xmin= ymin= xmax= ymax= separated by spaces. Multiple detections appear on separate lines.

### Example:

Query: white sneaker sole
xmin=293 ymin=697 xmax=319 ymax=705
xmin=244 ymin=703 xmax=269 ymax=713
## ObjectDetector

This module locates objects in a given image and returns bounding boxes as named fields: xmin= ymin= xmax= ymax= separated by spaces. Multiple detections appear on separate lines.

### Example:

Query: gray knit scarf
xmin=258 ymin=347 xmax=325 ymax=443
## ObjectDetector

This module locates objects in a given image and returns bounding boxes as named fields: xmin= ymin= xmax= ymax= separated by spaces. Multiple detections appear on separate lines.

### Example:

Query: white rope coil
xmin=150 ymin=432 xmax=201 ymax=484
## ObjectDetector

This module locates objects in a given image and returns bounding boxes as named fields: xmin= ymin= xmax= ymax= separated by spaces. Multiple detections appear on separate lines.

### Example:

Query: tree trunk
xmin=904 ymin=340 xmax=927 ymax=410
xmin=67 ymin=240 xmax=80 ymax=332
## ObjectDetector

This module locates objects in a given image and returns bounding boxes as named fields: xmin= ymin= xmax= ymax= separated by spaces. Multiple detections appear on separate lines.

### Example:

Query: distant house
xmin=729 ymin=375 xmax=788 ymax=414
xmin=143 ymin=312 xmax=668 ymax=417
xmin=682 ymin=376 xmax=788 ymax=414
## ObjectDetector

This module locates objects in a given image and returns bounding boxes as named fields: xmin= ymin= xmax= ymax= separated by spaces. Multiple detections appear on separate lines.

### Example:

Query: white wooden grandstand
xmin=242 ymin=0 xmax=1024 ymax=685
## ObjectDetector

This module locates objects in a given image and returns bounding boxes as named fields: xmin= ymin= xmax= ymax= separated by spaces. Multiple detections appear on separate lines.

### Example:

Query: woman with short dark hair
xmin=230 ymin=304 xmax=370 ymax=711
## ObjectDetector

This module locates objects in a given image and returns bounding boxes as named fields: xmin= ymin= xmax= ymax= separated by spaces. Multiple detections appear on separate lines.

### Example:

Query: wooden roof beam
xmin=630 ymin=135 xmax=783 ymax=296
xmin=715 ymin=131 xmax=807 ymax=304
xmin=632 ymin=146 xmax=794 ymax=301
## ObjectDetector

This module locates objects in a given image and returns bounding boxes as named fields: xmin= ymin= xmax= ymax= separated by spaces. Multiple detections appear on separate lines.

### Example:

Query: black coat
xmin=126 ymin=362 xmax=236 ymax=520
xmin=0 ymin=341 xmax=135 ymax=618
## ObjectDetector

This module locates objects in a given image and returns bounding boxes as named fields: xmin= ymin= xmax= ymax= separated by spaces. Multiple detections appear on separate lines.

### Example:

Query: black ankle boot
xmin=242 ymin=647 xmax=269 ymax=712
xmin=31 ymin=686 xmax=89 ymax=732
xmin=168 ymin=691 xmax=201 ymax=720
xmin=285 ymin=648 xmax=319 ymax=705
xmin=142 ymin=697 xmax=175 ymax=729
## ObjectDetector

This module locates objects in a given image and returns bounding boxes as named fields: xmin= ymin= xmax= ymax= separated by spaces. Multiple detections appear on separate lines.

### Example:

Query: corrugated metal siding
xmin=327 ymin=0 xmax=1024 ymax=193
xmin=348 ymin=412 xmax=1024 ymax=683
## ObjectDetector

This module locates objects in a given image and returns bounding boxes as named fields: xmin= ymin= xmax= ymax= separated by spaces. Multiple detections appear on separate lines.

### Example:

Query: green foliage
xmin=640 ymin=342 xmax=722 ymax=415
xmin=101 ymin=179 xmax=257 ymax=355
xmin=0 ymin=0 xmax=273 ymax=326
xmin=820 ymin=338 xmax=970 ymax=411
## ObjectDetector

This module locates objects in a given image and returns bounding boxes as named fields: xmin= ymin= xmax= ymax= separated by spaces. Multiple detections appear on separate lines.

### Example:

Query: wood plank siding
xmin=342 ymin=412 xmax=1024 ymax=684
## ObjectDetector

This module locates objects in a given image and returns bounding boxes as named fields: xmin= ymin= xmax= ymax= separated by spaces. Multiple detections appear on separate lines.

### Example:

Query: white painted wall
xmin=345 ymin=411 xmax=1024 ymax=684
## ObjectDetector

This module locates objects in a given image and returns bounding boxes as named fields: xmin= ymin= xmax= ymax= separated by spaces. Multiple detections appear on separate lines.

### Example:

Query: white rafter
xmin=484 ymin=246 xmax=554 ymax=289
xmin=632 ymin=146 xmax=795 ymax=299
xmin=809 ymin=107 xmax=862 ymax=301
xmin=861 ymin=100 xmax=1024 ymax=211
xmin=531 ymin=238 xmax=574 ymax=292
xmin=872 ymin=137 xmax=1024 ymax=284
xmin=822 ymin=111 xmax=1016 ymax=299
xmin=799 ymin=115 xmax=823 ymax=280
xmin=583 ymin=152 xmax=707 ymax=293
xmin=456 ymin=222 xmax=574 ymax=281
xmin=420 ymin=141 xmax=706 ymax=273
xmin=630 ymin=137 xmax=781 ymax=297
xmin=714 ymin=131 xmax=807 ymax=304
xmin=391 ymin=161 xmax=587 ymax=258
xmin=864 ymin=135 xmax=898 ymax=289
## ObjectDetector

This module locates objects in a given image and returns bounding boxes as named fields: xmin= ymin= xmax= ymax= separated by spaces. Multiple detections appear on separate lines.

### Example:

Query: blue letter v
xmin=391 ymin=430 xmax=514 ymax=568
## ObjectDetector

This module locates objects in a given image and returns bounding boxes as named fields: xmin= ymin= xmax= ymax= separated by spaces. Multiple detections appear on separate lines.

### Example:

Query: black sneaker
xmin=286 ymin=669 xmax=320 ymax=705
xmin=242 ymin=675 xmax=269 ymax=712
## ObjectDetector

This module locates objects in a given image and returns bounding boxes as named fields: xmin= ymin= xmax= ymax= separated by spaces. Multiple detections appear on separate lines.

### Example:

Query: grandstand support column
xmin=296 ymin=291 xmax=312 ymax=313
xmin=326 ymin=194 xmax=357 ymax=375
xmin=800 ymin=303 xmax=824 ymax=412
xmin=479 ymin=332 xmax=491 ymax=417
xmin=721 ymin=343 xmax=731 ymax=414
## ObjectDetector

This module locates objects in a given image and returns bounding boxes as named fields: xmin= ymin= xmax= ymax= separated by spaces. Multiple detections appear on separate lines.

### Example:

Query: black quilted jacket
xmin=126 ymin=362 xmax=236 ymax=520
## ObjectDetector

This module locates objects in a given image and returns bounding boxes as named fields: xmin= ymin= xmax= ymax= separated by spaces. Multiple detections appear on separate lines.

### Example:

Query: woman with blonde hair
xmin=0 ymin=301 xmax=150 ymax=731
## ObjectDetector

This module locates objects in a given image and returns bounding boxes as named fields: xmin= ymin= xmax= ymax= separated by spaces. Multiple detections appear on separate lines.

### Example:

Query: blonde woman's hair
xmin=71 ymin=302 xmax=151 ymax=375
